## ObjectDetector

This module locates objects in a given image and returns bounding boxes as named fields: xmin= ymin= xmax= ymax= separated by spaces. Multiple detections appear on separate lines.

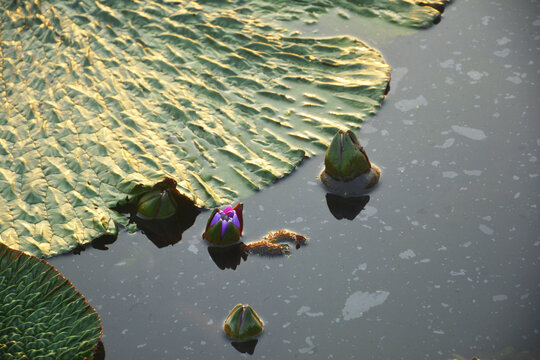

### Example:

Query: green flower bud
xmin=224 ymin=304 xmax=264 ymax=340
xmin=324 ymin=130 xmax=371 ymax=182
xmin=136 ymin=189 xmax=177 ymax=220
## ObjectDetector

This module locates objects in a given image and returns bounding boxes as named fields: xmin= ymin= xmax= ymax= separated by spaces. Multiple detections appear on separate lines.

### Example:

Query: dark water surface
xmin=49 ymin=1 xmax=540 ymax=359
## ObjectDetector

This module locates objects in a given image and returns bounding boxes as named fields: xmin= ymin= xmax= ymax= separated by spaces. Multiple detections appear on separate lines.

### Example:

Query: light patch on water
xmin=297 ymin=305 xmax=324 ymax=317
xmin=452 ymin=125 xmax=487 ymax=140
xmin=187 ymin=244 xmax=198 ymax=254
xmin=464 ymin=170 xmax=482 ymax=176
xmin=494 ymin=48 xmax=510 ymax=57
xmin=493 ymin=294 xmax=508 ymax=302
xmin=497 ymin=37 xmax=511 ymax=45
xmin=298 ymin=336 xmax=316 ymax=354
xmin=352 ymin=263 xmax=367 ymax=274
xmin=450 ymin=269 xmax=466 ymax=276
xmin=481 ymin=16 xmax=494 ymax=26
xmin=435 ymin=138 xmax=455 ymax=148
xmin=507 ymin=75 xmax=523 ymax=84
xmin=389 ymin=67 xmax=409 ymax=93
xmin=467 ymin=70 xmax=484 ymax=81
xmin=440 ymin=59 xmax=454 ymax=68
xmin=394 ymin=95 xmax=428 ymax=112
xmin=442 ymin=171 xmax=459 ymax=179
xmin=342 ymin=291 xmax=390 ymax=320
xmin=479 ymin=224 xmax=494 ymax=235
xmin=399 ymin=249 xmax=416 ymax=259
xmin=358 ymin=206 xmax=377 ymax=220
xmin=115 ymin=261 xmax=127 ymax=266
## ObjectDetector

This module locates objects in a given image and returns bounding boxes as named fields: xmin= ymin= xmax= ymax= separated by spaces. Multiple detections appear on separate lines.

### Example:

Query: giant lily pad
xmin=0 ymin=0 xmax=450 ymax=257
xmin=248 ymin=0 xmax=450 ymax=28
xmin=0 ymin=242 xmax=102 ymax=359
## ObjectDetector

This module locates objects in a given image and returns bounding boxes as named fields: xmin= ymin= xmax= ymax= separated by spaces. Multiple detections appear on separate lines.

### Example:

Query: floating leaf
xmin=0 ymin=242 xmax=102 ymax=359
xmin=254 ymin=0 xmax=450 ymax=28
xmin=0 ymin=0 xmax=452 ymax=257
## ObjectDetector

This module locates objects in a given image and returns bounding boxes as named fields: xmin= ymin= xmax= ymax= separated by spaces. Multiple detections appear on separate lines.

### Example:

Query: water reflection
xmin=93 ymin=340 xmax=105 ymax=360
xmin=91 ymin=234 xmax=118 ymax=250
xmin=132 ymin=214 xmax=196 ymax=248
xmin=207 ymin=243 xmax=248 ymax=270
xmin=113 ymin=188 xmax=200 ymax=248
xmin=325 ymin=194 xmax=370 ymax=220
xmin=73 ymin=234 xmax=117 ymax=254
xmin=231 ymin=339 xmax=258 ymax=355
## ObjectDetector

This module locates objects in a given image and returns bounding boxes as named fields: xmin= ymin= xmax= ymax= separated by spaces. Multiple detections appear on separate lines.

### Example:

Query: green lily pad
xmin=0 ymin=0 xmax=450 ymax=257
xmin=0 ymin=242 xmax=102 ymax=359
xmin=249 ymin=0 xmax=450 ymax=28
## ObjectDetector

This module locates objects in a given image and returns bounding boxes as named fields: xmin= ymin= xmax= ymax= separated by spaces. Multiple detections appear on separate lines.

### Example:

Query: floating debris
xmin=245 ymin=229 xmax=309 ymax=256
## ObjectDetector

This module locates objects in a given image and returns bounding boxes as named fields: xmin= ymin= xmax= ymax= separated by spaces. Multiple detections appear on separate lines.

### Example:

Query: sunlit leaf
xmin=0 ymin=0 xmax=452 ymax=257
xmin=251 ymin=0 xmax=450 ymax=28
xmin=0 ymin=242 xmax=102 ymax=359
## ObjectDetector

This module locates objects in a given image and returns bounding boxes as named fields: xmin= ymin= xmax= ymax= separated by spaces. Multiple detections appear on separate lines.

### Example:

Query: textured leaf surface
xmin=0 ymin=0 xmax=452 ymax=257
xmin=0 ymin=242 xmax=102 ymax=359
xmin=249 ymin=0 xmax=450 ymax=28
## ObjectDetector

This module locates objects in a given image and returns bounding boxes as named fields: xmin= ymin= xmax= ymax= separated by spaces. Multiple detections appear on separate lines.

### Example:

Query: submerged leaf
xmin=0 ymin=242 xmax=102 ymax=359
xmin=0 ymin=0 xmax=451 ymax=257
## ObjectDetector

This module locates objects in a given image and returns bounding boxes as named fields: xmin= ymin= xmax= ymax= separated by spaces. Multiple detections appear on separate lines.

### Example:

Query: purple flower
xmin=203 ymin=203 xmax=243 ymax=245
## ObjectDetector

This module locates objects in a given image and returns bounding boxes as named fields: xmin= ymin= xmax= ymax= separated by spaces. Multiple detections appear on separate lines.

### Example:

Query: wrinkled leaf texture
xmin=0 ymin=242 xmax=102 ymax=359
xmin=0 ymin=0 xmax=447 ymax=257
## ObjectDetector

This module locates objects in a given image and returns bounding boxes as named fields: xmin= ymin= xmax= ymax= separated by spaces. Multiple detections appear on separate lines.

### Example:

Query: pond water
xmin=48 ymin=1 xmax=540 ymax=359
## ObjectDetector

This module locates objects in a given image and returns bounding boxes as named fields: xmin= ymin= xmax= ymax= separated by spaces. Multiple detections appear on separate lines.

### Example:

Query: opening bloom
xmin=203 ymin=203 xmax=243 ymax=245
